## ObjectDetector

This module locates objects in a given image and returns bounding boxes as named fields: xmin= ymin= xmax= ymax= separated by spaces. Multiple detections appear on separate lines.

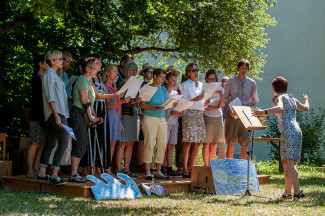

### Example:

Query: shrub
xmin=266 ymin=108 xmax=325 ymax=166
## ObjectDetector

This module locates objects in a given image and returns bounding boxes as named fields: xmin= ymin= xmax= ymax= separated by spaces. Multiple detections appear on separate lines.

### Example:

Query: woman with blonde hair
xmin=37 ymin=50 xmax=69 ymax=185
xmin=116 ymin=61 xmax=142 ymax=177
xmin=102 ymin=64 xmax=130 ymax=175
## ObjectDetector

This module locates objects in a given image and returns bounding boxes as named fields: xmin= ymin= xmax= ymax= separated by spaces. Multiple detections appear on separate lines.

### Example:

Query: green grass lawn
xmin=0 ymin=162 xmax=324 ymax=215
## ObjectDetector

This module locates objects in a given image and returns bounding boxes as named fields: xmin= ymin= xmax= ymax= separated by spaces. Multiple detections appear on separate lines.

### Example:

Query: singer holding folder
xmin=223 ymin=59 xmax=258 ymax=160
xmin=140 ymin=68 xmax=177 ymax=180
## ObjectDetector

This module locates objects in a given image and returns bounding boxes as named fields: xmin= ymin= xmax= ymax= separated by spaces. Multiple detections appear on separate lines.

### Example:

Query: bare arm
xmin=96 ymin=91 xmax=124 ymax=99
xmin=80 ymin=89 xmax=97 ymax=122
xmin=91 ymin=80 xmax=124 ymax=99
xmin=252 ymin=106 xmax=283 ymax=116
xmin=296 ymin=94 xmax=309 ymax=111
xmin=49 ymin=101 xmax=62 ymax=127
xmin=106 ymin=97 xmax=131 ymax=108
xmin=139 ymin=101 xmax=164 ymax=110
xmin=205 ymin=104 xmax=221 ymax=111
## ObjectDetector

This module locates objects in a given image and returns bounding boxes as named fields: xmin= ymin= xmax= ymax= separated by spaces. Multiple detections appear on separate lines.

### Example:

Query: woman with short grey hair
xmin=115 ymin=61 xmax=142 ymax=177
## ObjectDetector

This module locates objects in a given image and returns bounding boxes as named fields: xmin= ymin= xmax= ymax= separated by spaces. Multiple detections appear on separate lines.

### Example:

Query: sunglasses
xmin=192 ymin=69 xmax=200 ymax=72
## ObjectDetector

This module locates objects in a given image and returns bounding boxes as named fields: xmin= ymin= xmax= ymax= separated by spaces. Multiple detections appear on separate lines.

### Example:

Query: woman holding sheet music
xmin=252 ymin=76 xmax=309 ymax=201
xmin=140 ymin=68 xmax=173 ymax=180
xmin=116 ymin=61 xmax=142 ymax=178
xmin=180 ymin=63 xmax=209 ymax=178
xmin=69 ymin=57 xmax=105 ymax=183
xmin=223 ymin=59 xmax=258 ymax=160
xmin=202 ymin=70 xmax=225 ymax=165
xmin=102 ymin=64 xmax=131 ymax=175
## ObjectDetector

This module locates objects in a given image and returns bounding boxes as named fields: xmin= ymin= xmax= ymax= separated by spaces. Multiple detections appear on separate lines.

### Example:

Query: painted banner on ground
xmin=210 ymin=159 xmax=260 ymax=195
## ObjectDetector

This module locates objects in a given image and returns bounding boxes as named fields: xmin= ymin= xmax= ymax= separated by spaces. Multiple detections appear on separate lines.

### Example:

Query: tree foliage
xmin=0 ymin=0 xmax=276 ymax=135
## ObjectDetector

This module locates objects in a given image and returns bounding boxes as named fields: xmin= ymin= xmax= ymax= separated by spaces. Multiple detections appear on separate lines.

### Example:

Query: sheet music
xmin=61 ymin=124 xmax=77 ymax=140
xmin=229 ymin=97 xmax=242 ymax=113
xmin=202 ymin=82 xmax=217 ymax=101
xmin=139 ymin=85 xmax=158 ymax=101
xmin=243 ymin=109 xmax=261 ymax=126
xmin=212 ymin=82 xmax=223 ymax=96
xmin=117 ymin=76 xmax=137 ymax=94
xmin=125 ymin=78 xmax=144 ymax=98
xmin=65 ymin=75 xmax=80 ymax=89
xmin=174 ymin=99 xmax=194 ymax=112
xmin=162 ymin=95 xmax=183 ymax=109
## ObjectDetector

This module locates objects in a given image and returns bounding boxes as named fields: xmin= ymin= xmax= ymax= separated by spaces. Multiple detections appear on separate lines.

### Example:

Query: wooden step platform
xmin=2 ymin=174 xmax=270 ymax=198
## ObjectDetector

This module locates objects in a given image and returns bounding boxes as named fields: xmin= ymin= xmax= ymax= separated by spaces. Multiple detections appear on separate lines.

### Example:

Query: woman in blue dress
xmin=253 ymin=76 xmax=309 ymax=201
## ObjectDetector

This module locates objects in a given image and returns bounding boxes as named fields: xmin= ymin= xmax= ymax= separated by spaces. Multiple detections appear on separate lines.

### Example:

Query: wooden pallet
xmin=2 ymin=174 xmax=270 ymax=198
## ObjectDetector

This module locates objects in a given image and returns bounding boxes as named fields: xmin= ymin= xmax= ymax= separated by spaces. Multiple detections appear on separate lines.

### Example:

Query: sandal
xmin=293 ymin=190 xmax=305 ymax=201
xmin=124 ymin=170 xmax=138 ymax=178
xmin=26 ymin=170 xmax=37 ymax=179
xmin=281 ymin=194 xmax=293 ymax=199
xmin=69 ymin=173 xmax=87 ymax=183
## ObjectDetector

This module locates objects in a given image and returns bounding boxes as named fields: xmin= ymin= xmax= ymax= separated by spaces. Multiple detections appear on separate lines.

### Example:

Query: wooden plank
xmin=257 ymin=175 xmax=271 ymax=184
xmin=2 ymin=176 xmax=42 ymax=191
xmin=2 ymin=175 xmax=191 ymax=197
xmin=41 ymin=183 xmax=94 ymax=197
xmin=233 ymin=106 xmax=267 ymax=130
xmin=252 ymin=137 xmax=280 ymax=142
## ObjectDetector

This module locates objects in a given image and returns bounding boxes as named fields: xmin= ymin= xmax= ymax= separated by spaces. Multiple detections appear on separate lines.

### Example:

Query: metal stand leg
xmin=88 ymin=126 xmax=94 ymax=175
xmin=237 ymin=130 xmax=271 ymax=200
xmin=94 ymin=124 xmax=104 ymax=173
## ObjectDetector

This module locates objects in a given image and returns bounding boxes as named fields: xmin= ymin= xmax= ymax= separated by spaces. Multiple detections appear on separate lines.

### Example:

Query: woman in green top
xmin=69 ymin=58 xmax=104 ymax=182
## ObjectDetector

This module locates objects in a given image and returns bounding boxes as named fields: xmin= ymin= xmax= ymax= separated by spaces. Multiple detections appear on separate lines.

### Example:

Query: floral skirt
xmin=29 ymin=121 xmax=46 ymax=145
xmin=182 ymin=109 xmax=206 ymax=143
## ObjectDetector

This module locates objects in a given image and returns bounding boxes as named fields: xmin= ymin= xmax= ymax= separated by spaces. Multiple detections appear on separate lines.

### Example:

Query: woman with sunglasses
xmin=180 ymin=63 xmax=209 ymax=178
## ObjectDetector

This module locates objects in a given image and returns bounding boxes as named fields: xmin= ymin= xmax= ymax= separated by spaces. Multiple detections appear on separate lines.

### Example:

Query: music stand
xmin=232 ymin=106 xmax=270 ymax=199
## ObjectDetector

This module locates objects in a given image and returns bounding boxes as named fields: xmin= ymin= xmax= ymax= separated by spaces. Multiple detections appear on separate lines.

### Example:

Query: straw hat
xmin=139 ymin=63 xmax=154 ymax=76
xmin=166 ymin=65 xmax=180 ymax=76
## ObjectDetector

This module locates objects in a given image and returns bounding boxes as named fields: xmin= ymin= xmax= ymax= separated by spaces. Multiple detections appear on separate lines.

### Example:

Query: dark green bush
xmin=266 ymin=108 xmax=325 ymax=166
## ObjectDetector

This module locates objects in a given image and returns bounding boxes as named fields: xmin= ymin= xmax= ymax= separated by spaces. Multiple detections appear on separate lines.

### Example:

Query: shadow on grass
xmin=0 ymin=188 xmax=189 ymax=215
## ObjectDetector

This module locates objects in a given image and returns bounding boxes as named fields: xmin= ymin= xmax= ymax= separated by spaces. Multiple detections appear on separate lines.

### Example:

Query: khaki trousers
xmin=142 ymin=115 xmax=168 ymax=164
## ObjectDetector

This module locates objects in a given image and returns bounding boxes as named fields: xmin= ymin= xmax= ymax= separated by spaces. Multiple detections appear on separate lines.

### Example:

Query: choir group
xmin=27 ymin=50 xmax=258 ymax=185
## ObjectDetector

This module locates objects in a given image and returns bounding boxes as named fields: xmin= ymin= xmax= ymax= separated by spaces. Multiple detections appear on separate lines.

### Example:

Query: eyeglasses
xmin=89 ymin=66 xmax=99 ymax=71
xmin=192 ymin=69 xmax=200 ymax=72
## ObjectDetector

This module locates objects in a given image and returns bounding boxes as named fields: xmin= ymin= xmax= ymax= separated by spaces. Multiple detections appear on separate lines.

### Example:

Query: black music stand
xmin=232 ymin=106 xmax=271 ymax=199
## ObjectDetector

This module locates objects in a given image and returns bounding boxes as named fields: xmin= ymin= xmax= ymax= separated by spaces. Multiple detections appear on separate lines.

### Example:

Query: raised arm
xmin=296 ymin=94 xmax=309 ymax=111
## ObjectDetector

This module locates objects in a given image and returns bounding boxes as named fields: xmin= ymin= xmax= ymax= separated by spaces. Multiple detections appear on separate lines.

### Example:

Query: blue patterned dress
xmin=276 ymin=94 xmax=302 ymax=162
